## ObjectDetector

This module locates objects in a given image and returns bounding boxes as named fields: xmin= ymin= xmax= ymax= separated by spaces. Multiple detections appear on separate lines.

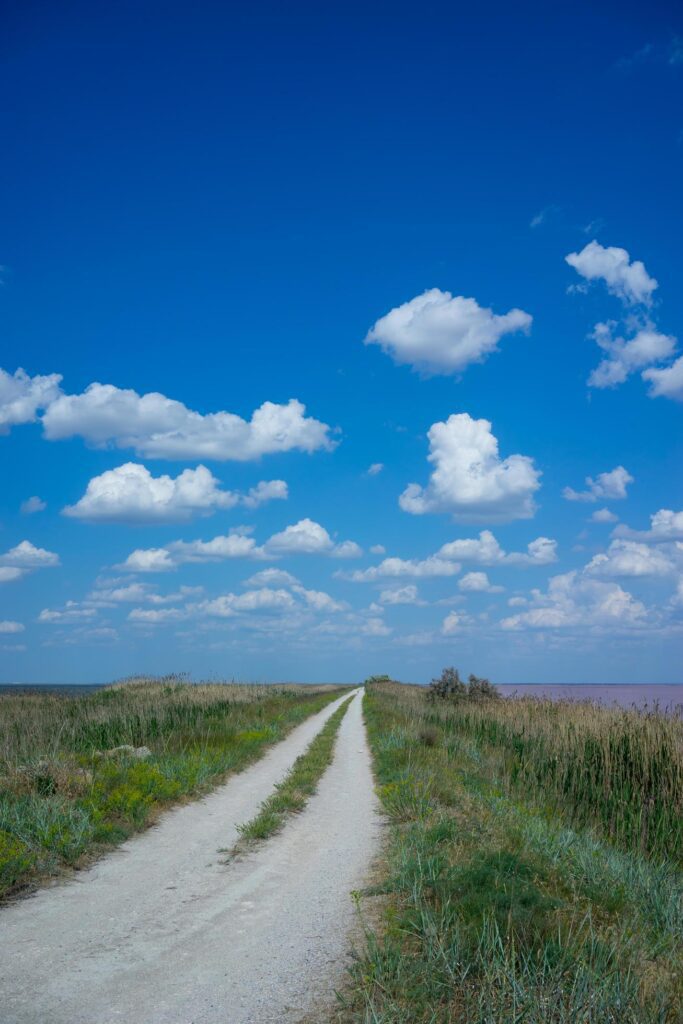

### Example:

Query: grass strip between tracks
xmin=0 ymin=682 xmax=348 ymax=900
xmin=231 ymin=695 xmax=354 ymax=853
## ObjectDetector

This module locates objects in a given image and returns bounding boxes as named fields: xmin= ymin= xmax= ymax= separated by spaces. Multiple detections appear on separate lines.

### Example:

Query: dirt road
xmin=0 ymin=688 xmax=381 ymax=1023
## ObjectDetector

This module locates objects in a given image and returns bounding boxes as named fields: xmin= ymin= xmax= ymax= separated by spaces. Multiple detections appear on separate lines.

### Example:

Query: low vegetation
xmin=0 ymin=677 xmax=346 ymax=899
xmin=340 ymin=677 xmax=682 ymax=1023
xmin=231 ymin=694 xmax=353 ymax=852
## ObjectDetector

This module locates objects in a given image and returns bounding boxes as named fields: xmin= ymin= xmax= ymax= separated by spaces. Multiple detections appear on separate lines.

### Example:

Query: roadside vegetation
xmin=230 ymin=693 xmax=354 ymax=853
xmin=341 ymin=674 xmax=683 ymax=1023
xmin=0 ymin=677 xmax=347 ymax=899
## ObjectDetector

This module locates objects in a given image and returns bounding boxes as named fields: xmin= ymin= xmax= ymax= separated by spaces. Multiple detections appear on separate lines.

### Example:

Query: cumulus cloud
xmin=118 ymin=548 xmax=177 ymax=573
xmin=342 ymin=556 xmax=461 ymax=582
xmin=0 ymin=540 xmax=60 ymax=583
xmin=400 ymin=414 xmax=541 ymax=522
xmin=38 ymin=602 xmax=98 ymax=624
xmin=370 ymin=544 xmax=386 ymax=555
xmin=591 ymin=508 xmax=618 ymax=524
xmin=42 ymin=382 xmax=333 ymax=461
xmin=0 ymin=568 xmax=24 ymax=583
xmin=643 ymin=355 xmax=683 ymax=402
xmin=360 ymin=617 xmax=392 ymax=637
xmin=20 ymin=496 xmax=46 ymax=515
xmin=291 ymin=586 xmax=347 ymax=612
xmin=263 ymin=518 xmax=361 ymax=558
xmin=1 ymin=540 xmax=60 ymax=568
xmin=458 ymin=571 xmax=503 ymax=593
xmin=565 ymin=241 xmax=658 ymax=306
xmin=438 ymin=529 xmax=557 ymax=566
xmin=0 ymin=368 xmax=62 ymax=433
xmin=563 ymin=465 xmax=633 ymax=503
xmin=87 ymin=582 xmax=201 ymax=606
xmin=614 ymin=509 xmax=683 ymax=543
xmin=128 ymin=607 xmax=187 ymax=624
xmin=0 ymin=620 xmax=24 ymax=634
xmin=585 ymin=540 xmax=676 ymax=578
xmin=243 ymin=568 xmax=300 ymax=588
xmin=379 ymin=584 xmax=424 ymax=605
xmin=366 ymin=463 xmax=384 ymax=476
xmin=442 ymin=610 xmax=468 ymax=635
xmin=63 ymin=463 xmax=287 ymax=523
xmin=119 ymin=519 xmax=360 ymax=573
xmin=364 ymin=289 xmax=532 ymax=376
xmin=587 ymin=322 xmax=677 ymax=389
xmin=501 ymin=571 xmax=647 ymax=630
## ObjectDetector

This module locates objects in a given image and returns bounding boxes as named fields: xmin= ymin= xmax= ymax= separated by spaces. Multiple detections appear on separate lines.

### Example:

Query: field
xmin=342 ymin=680 xmax=683 ymax=1023
xmin=0 ymin=677 xmax=346 ymax=899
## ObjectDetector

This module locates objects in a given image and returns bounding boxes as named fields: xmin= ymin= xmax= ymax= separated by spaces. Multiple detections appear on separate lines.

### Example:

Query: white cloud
xmin=360 ymin=617 xmax=392 ymax=637
xmin=369 ymin=544 xmax=386 ymax=555
xmin=42 ymin=382 xmax=333 ymax=461
xmin=343 ymin=556 xmax=461 ymax=582
xmin=591 ymin=508 xmax=618 ymax=523
xmin=364 ymin=289 xmax=532 ymax=376
xmin=458 ymin=571 xmax=503 ymax=593
xmin=243 ymin=568 xmax=300 ymax=588
xmin=366 ymin=463 xmax=384 ymax=476
xmin=63 ymin=463 xmax=287 ymax=523
xmin=263 ymin=518 xmax=361 ymax=558
xmin=167 ymin=533 xmax=262 ymax=564
xmin=1 ymin=540 xmax=60 ymax=568
xmin=118 ymin=548 xmax=177 ymax=573
xmin=438 ymin=529 xmax=557 ymax=566
xmin=0 ymin=368 xmax=62 ymax=433
xmin=501 ymin=571 xmax=647 ymax=630
xmin=118 ymin=518 xmax=360 ymax=574
xmin=20 ymin=496 xmax=46 ymax=514
xmin=197 ymin=588 xmax=298 ymax=617
xmin=643 ymin=355 xmax=683 ymax=402
xmin=584 ymin=540 xmax=676 ymax=578
xmin=400 ymin=414 xmax=540 ymax=522
xmin=38 ymin=602 xmax=98 ymax=624
xmin=241 ymin=480 xmax=289 ymax=508
xmin=442 ymin=610 xmax=468 ymax=635
xmin=587 ymin=322 xmax=677 ymax=389
xmin=613 ymin=509 xmax=683 ymax=543
xmin=128 ymin=607 xmax=186 ymax=625
xmin=291 ymin=586 xmax=347 ymax=612
xmin=507 ymin=596 xmax=528 ymax=607
xmin=0 ymin=620 xmax=24 ymax=634
xmin=87 ymin=582 xmax=200 ymax=606
xmin=565 ymin=241 xmax=658 ymax=306
xmin=0 ymin=540 xmax=60 ymax=582
xmin=563 ymin=465 xmax=633 ymax=503
xmin=379 ymin=584 xmax=423 ymax=605
xmin=0 ymin=567 xmax=25 ymax=583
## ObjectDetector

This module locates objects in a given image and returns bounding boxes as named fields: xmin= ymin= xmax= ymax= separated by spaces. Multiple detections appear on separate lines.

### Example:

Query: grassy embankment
xmin=231 ymin=693 xmax=354 ymax=852
xmin=342 ymin=680 xmax=682 ymax=1023
xmin=0 ymin=678 xmax=347 ymax=899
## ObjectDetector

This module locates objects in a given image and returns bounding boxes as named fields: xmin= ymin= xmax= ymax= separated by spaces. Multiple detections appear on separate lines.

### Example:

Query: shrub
xmin=427 ymin=667 xmax=467 ymax=702
xmin=467 ymin=674 xmax=501 ymax=700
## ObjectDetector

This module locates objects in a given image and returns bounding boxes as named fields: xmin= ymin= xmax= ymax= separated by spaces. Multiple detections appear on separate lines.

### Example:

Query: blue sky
xmin=1 ymin=1 xmax=682 ymax=685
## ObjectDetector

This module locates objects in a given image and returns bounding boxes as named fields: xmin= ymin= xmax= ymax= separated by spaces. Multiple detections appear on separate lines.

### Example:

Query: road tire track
xmin=0 ymin=688 xmax=380 ymax=1024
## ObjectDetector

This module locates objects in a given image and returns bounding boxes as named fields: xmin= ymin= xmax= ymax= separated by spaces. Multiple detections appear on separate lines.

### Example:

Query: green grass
xmin=231 ymin=694 xmax=354 ymax=851
xmin=337 ymin=681 xmax=682 ymax=1024
xmin=0 ymin=678 xmax=348 ymax=899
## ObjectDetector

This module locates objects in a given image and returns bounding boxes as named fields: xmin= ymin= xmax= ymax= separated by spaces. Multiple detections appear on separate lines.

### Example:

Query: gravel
xmin=0 ymin=688 xmax=381 ymax=1023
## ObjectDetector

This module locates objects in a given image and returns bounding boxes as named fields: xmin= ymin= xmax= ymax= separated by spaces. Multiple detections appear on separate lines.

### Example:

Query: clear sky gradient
xmin=1 ymin=1 xmax=682 ymax=684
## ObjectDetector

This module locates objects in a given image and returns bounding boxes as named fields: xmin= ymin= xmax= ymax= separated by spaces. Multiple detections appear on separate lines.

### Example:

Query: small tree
xmin=427 ymin=666 xmax=467 ymax=702
xmin=467 ymin=674 xmax=501 ymax=700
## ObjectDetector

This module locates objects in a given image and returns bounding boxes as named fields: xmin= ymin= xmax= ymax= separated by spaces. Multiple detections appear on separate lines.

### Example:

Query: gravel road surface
xmin=0 ymin=688 xmax=381 ymax=1023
